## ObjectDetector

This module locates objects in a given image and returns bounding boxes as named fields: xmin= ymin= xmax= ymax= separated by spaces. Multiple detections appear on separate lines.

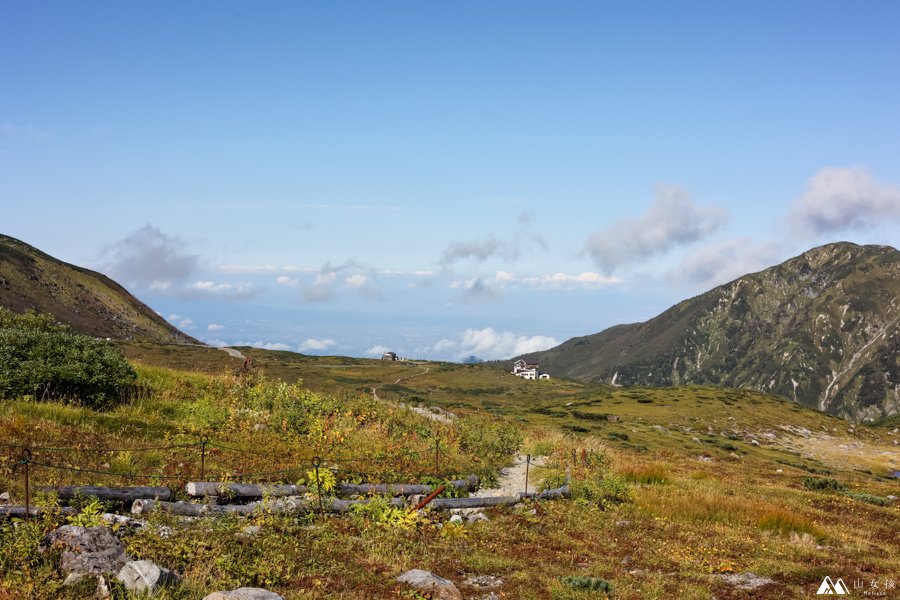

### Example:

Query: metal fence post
xmin=199 ymin=435 xmax=209 ymax=480
xmin=312 ymin=456 xmax=324 ymax=517
xmin=21 ymin=448 xmax=32 ymax=521
xmin=524 ymin=454 xmax=531 ymax=496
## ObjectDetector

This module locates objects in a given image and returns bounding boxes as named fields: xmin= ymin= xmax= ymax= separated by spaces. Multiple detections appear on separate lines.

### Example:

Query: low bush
xmin=0 ymin=308 xmax=136 ymax=409
xmin=803 ymin=477 xmax=845 ymax=492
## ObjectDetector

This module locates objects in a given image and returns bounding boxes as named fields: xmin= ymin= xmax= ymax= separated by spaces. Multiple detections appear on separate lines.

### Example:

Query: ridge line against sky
xmin=2 ymin=2 xmax=899 ymax=360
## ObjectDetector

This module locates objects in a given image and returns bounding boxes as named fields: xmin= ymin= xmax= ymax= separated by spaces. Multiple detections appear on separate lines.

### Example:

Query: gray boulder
xmin=202 ymin=588 xmax=284 ymax=600
xmin=396 ymin=569 xmax=462 ymax=600
xmin=116 ymin=560 xmax=180 ymax=595
xmin=41 ymin=525 xmax=130 ymax=579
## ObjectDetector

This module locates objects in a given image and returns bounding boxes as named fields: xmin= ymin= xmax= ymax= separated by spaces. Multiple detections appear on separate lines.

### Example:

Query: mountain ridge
xmin=0 ymin=233 xmax=196 ymax=344
xmin=505 ymin=242 xmax=900 ymax=422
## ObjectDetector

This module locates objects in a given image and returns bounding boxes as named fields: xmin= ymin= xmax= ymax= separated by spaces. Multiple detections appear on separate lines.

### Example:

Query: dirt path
xmin=370 ymin=367 xmax=456 ymax=424
xmin=218 ymin=347 xmax=245 ymax=359
xmin=472 ymin=454 xmax=547 ymax=498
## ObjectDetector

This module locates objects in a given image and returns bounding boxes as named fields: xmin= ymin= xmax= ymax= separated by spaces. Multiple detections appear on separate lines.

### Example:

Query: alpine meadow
xmin=1 ymin=3 xmax=899 ymax=600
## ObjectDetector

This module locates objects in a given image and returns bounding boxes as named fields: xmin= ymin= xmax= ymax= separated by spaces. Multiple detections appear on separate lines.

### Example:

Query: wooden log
xmin=519 ymin=484 xmax=570 ymax=500
xmin=185 ymin=482 xmax=307 ymax=498
xmin=337 ymin=483 xmax=431 ymax=496
xmin=133 ymin=496 xmax=406 ymax=517
xmin=132 ymin=499 xmax=255 ymax=517
xmin=185 ymin=475 xmax=478 ymax=499
xmin=0 ymin=506 xmax=77 ymax=518
xmin=38 ymin=485 xmax=172 ymax=503
xmin=427 ymin=495 xmax=520 ymax=510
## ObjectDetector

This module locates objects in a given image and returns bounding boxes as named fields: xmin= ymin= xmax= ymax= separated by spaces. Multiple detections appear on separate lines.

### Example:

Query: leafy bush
xmin=562 ymin=576 xmax=613 ymax=592
xmin=803 ymin=477 xmax=845 ymax=492
xmin=0 ymin=308 xmax=136 ymax=408
xmin=845 ymin=492 xmax=890 ymax=506
xmin=349 ymin=496 xmax=420 ymax=530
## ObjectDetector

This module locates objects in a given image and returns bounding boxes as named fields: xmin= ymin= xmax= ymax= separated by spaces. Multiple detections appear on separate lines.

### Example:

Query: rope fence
xmin=0 ymin=435 xmax=467 ymax=519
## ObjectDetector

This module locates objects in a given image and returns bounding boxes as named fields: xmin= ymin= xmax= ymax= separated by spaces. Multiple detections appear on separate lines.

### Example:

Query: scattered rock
xmin=776 ymin=469 xmax=783 ymax=474
xmin=763 ymin=433 xmax=776 ymax=439
xmin=0 ymin=491 xmax=10 ymax=504
xmin=463 ymin=574 xmax=503 ymax=589
xmin=691 ymin=437 xmax=701 ymax=443
xmin=615 ymin=519 xmax=631 ymax=527
xmin=719 ymin=572 xmax=774 ymax=590
xmin=396 ymin=569 xmax=462 ymax=600
xmin=116 ymin=560 xmax=179 ymax=595
xmin=887 ymin=495 xmax=897 ymax=502
xmin=697 ymin=455 xmax=714 ymax=462
xmin=156 ymin=525 xmax=174 ymax=539
xmin=467 ymin=512 xmax=489 ymax=524
xmin=240 ymin=525 xmax=261 ymax=537
xmin=750 ymin=440 xmax=760 ymax=446
xmin=449 ymin=514 xmax=464 ymax=525
xmin=202 ymin=589 xmax=284 ymax=600
xmin=41 ymin=525 xmax=131 ymax=579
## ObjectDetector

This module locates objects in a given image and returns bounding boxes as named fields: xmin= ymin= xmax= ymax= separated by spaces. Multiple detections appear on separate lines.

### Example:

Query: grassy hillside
xmin=0 ymin=234 xmax=195 ymax=343
xmin=506 ymin=242 xmax=900 ymax=422
xmin=2 ymin=345 xmax=896 ymax=599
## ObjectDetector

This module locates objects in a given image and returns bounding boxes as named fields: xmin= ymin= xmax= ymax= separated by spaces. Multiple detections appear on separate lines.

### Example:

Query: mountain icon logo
xmin=817 ymin=576 xmax=850 ymax=595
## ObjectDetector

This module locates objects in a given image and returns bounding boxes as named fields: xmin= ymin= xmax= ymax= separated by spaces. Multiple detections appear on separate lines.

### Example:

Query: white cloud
xmin=520 ymin=272 xmax=622 ymax=289
xmin=205 ymin=339 xmax=228 ymax=347
xmin=276 ymin=275 xmax=300 ymax=286
xmin=207 ymin=323 xmax=225 ymax=331
xmin=283 ymin=265 xmax=316 ymax=273
xmin=431 ymin=339 xmax=457 ymax=353
xmin=177 ymin=318 xmax=194 ymax=330
xmin=789 ymin=166 xmax=900 ymax=236
xmin=667 ymin=239 xmax=783 ymax=289
xmin=450 ymin=277 xmax=502 ymax=302
xmin=449 ymin=327 xmax=558 ymax=361
xmin=584 ymin=185 xmax=726 ymax=273
xmin=188 ymin=280 xmax=257 ymax=301
xmin=100 ymin=225 xmax=201 ymax=288
xmin=365 ymin=345 xmax=392 ymax=356
xmin=234 ymin=340 xmax=293 ymax=351
xmin=297 ymin=338 xmax=336 ymax=352
xmin=344 ymin=274 xmax=370 ymax=287
xmin=217 ymin=264 xmax=277 ymax=274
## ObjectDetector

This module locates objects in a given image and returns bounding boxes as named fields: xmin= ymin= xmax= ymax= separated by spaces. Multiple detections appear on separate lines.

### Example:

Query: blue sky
xmin=2 ymin=2 xmax=899 ymax=360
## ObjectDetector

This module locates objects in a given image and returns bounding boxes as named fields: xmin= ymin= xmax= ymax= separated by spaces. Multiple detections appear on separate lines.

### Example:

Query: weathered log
xmin=38 ymin=485 xmax=172 ymax=503
xmin=185 ymin=475 xmax=478 ymax=499
xmin=0 ymin=506 xmax=77 ymax=518
xmin=427 ymin=495 xmax=520 ymax=510
xmin=520 ymin=484 xmax=570 ymax=500
xmin=132 ymin=499 xmax=255 ymax=517
xmin=423 ymin=484 xmax=570 ymax=510
xmin=133 ymin=496 xmax=406 ymax=517
xmin=185 ymin=482 xmax=307 ymax=498
xmin=337 ymin=483 xmax=431 ymax=496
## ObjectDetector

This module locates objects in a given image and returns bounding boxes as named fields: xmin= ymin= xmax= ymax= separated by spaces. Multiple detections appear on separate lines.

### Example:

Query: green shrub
xmin=803 ymin=477 xmax=846 ymax=492
xmin=562 ymin=576 xmax=613 ymax=592
xmin=845 ymin=492 xmax=890 ymax=506
xmin=0 ymin=308 xmax=136 ymax=408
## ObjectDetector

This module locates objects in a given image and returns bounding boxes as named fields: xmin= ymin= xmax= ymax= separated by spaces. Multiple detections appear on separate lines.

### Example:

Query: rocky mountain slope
xmin=512 ymin=242 xmax=900 ymax=422
xmin=0 ymin=234 xmax=195 ymax=343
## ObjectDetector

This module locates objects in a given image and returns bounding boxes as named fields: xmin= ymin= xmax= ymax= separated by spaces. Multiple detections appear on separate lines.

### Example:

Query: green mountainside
xmin=0 ymin=234 xmax=195 ymax=344
xmin=510 ymin=242 xmax=900 ymax=422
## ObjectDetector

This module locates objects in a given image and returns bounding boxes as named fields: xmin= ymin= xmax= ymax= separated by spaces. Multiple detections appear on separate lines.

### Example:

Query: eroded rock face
xmin=396 ymin=569 xmax=463 ymax=600
xmin=202 ymin=588 xmax=284 ymax=600
xmin=41 ymin=525 xmax=130 ymax=578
